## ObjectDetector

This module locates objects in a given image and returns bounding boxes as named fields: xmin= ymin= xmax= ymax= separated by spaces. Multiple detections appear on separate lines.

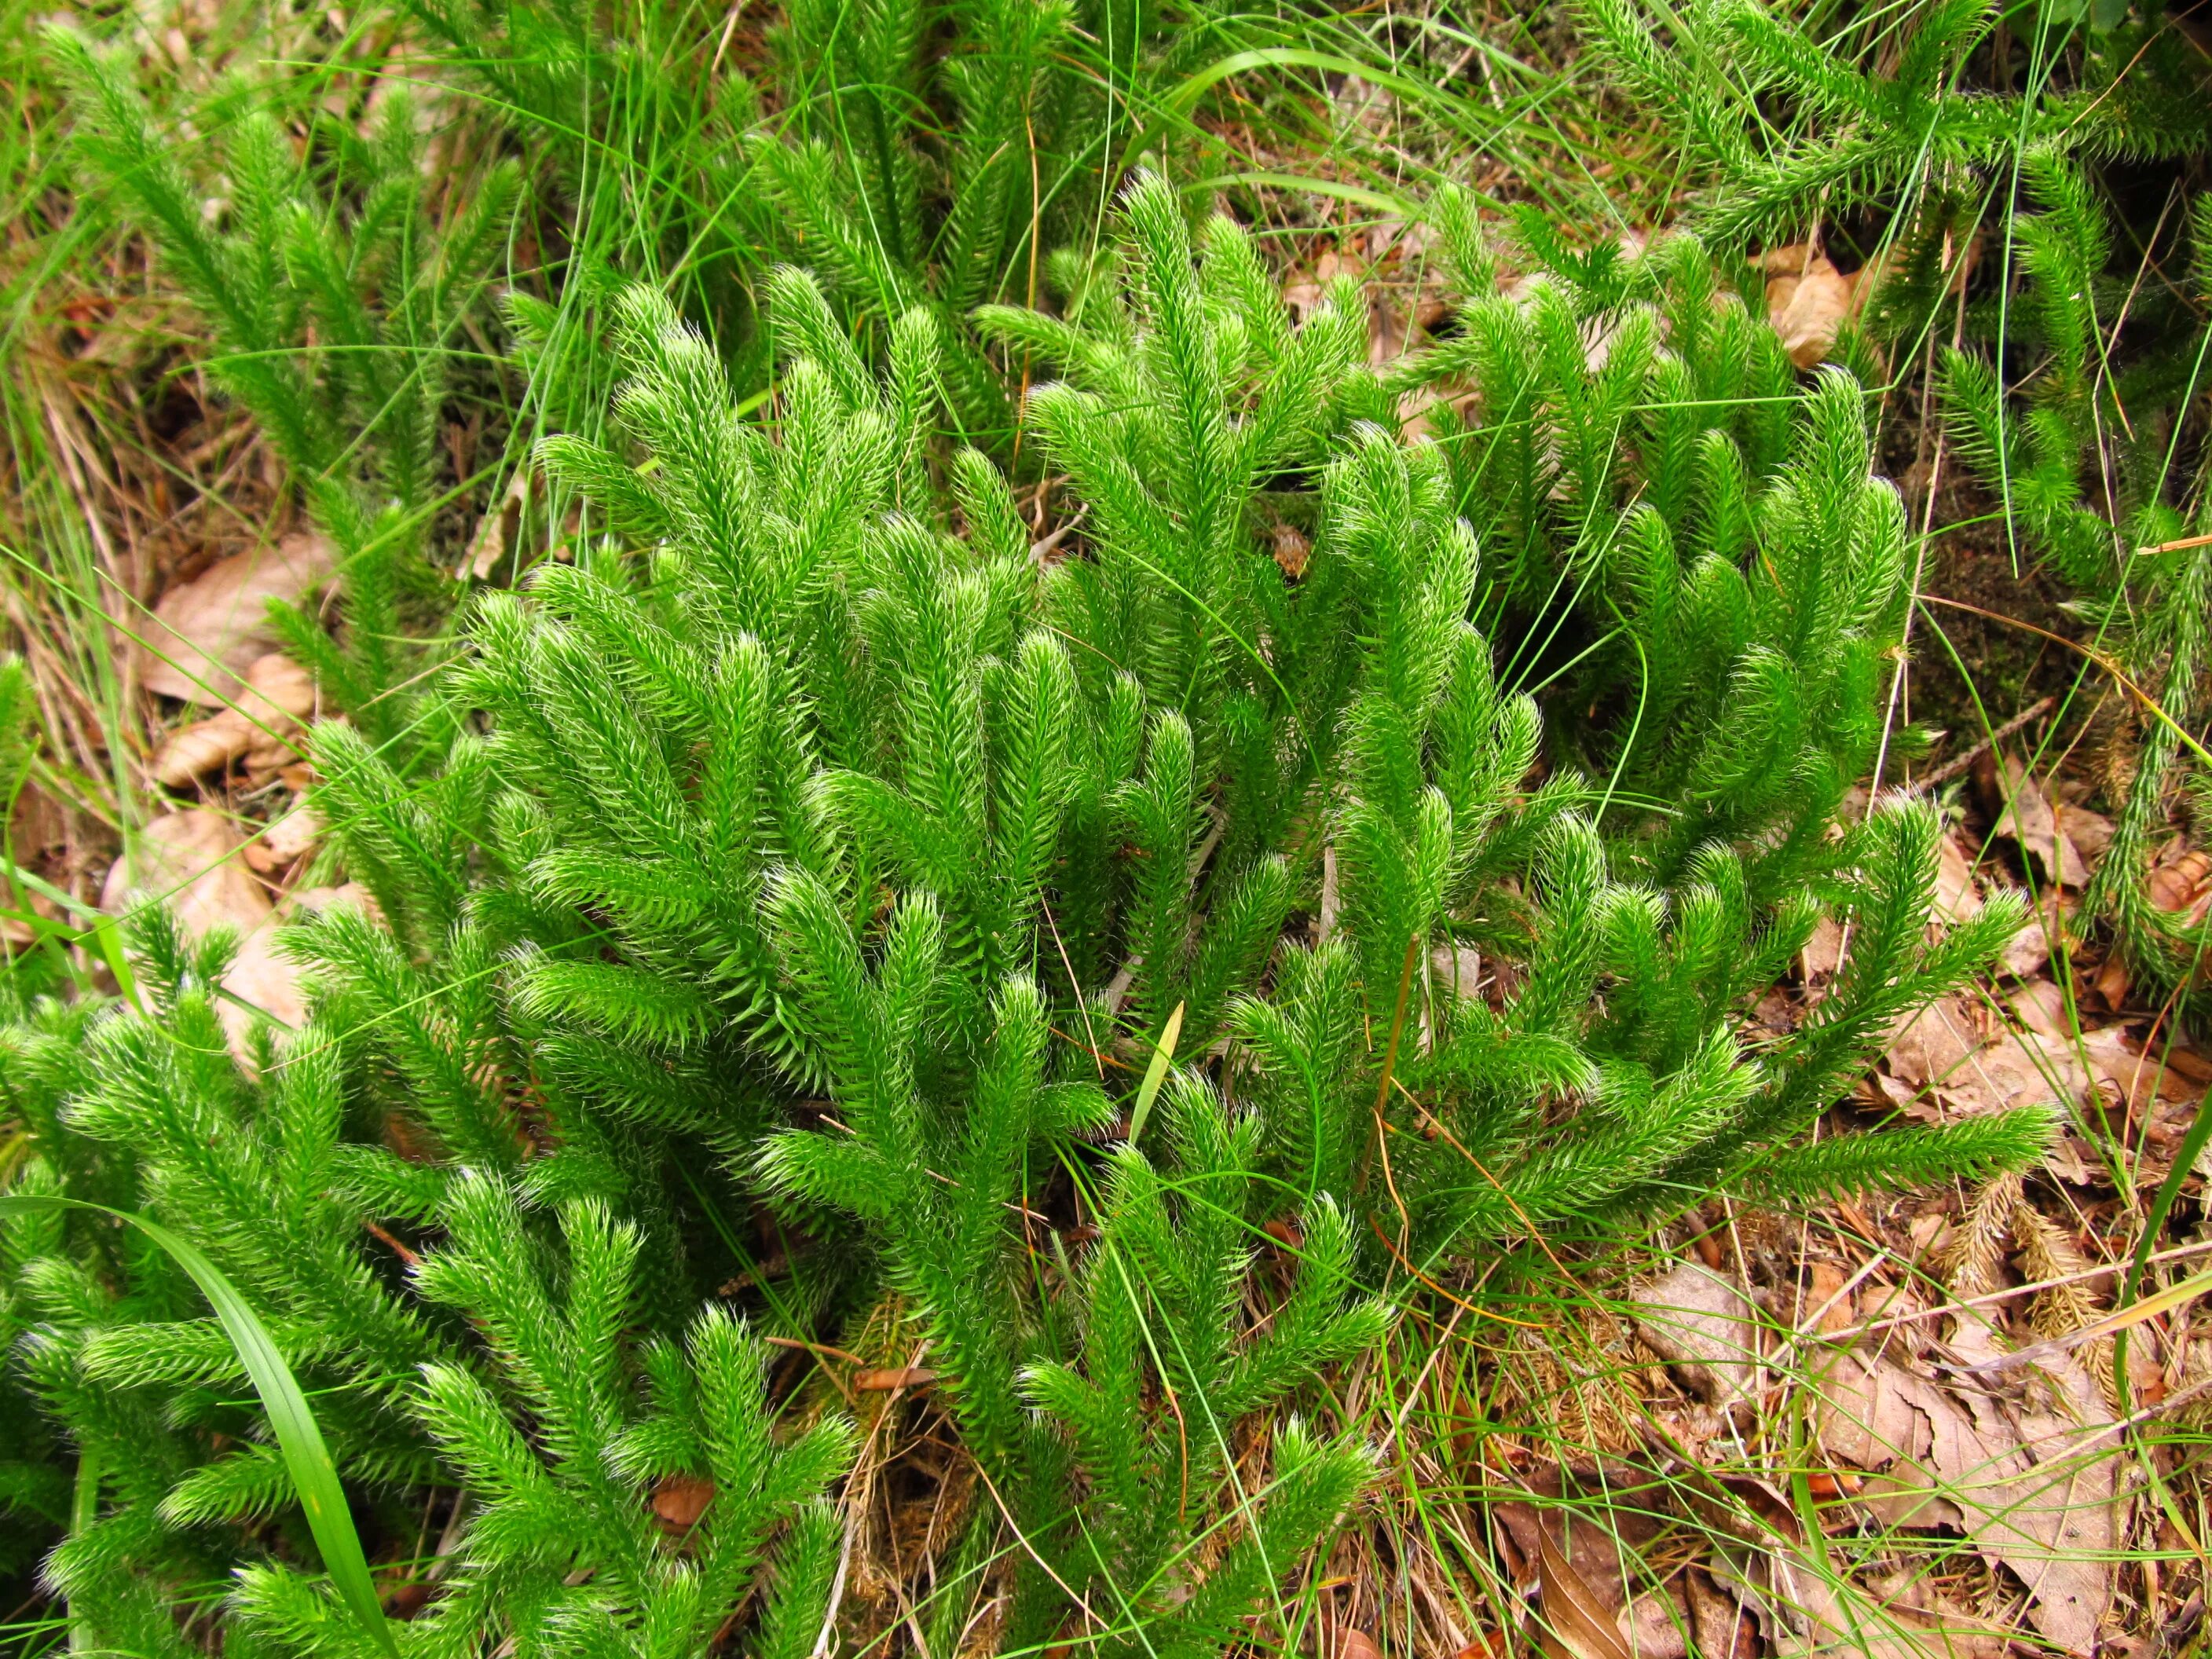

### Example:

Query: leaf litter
xmin=1457 ymin=751 xmax=2210 ymax=1659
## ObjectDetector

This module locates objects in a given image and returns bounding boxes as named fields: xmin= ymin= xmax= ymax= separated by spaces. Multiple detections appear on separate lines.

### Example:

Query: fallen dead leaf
xmin=2078 ymin=1025 xmax=2202 ymax=1118
xmin=2008 ymin=979 xmax=2073 ymax=1040
xmin=1284 ymin=248 xmax=1358 ymax=324
xmin=2055 ymin=801 xmax=2113 ymax=864
xmin=1683 ymin=1571 xmax=1755 ymax=1659
xmin=196 ymin=879 xmax=376 ymax=1062
xmin=1533 ymin=1517 xmax=1637 ymax=1659
xmin=101 ymin=809 xmax=271 ymax=942
xmin=137 ymin=533 xmax=334 ymax=705
xmin=465 ymin=471 xmax=529 ymax=582
xmin=1943 ymin=1322 xmax=2123 ymax=1653
xmin=651 ymin=1472 xmax=714 ymax=1531
xmin=1717 ymin=1539 xmax=2010 ymax=1659
xmin=1770 ymin=262 xmax=1854 ymax=369
xmin=1800 ymin=914 xmax=1847 ymax=982
xmin=1320 ymin=1619 xmax=1383 ymax=1659
xmin=2148 ymin=844 xmax=2212 ymax=927
xmin=1761 ymin=245 xmax=1870 ymax=370
xmin=1805 ymin=1330 xmax=2121 ymax=1654
xmin=1807 ymin=1349 xmax=1967 ymax=1529
xmin=1628 ymin=1262 xmax=1761 ymax=1412
xmin=1998 ymin=888 xmax=2076 ymax=981
xmin=148 ymin=653 xmax=318 ymax=786
xmin=1804 ymin=1261 xmax=1858 ymax=1338
xmin=1992 ymin=757 xmax=2089 ymax=888
xmin=2092 ymin=951 xmax=2131 ymax=1010
xmin=222 ymin=912 xmax=309 ymax=1044
xmin=1882 ymin=995 xmax=2086 ymax=1123
xmin=244 ymin=800 xmax=321 ymax=873
xmin=2166 ymin=1043 xmax=2212 ymax=1083
xmin=1934 ymin=833 xmax=1983 ymax=927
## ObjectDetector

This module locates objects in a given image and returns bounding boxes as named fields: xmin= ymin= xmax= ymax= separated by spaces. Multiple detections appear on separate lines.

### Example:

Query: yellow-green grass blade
xmin=0 ymin=1194 xmax=397 ymax=1654
xmin=1125 ymin=1000 xmax=1183 ymax=1147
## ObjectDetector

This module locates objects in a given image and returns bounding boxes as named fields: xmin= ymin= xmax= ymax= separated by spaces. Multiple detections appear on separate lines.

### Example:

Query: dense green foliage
xmin=48 ymin=31 xmax=516 ymax=765
xmin=28 ymin=0 xmax=2207 ymax=1646
xmin=0 ymin=167 xmax=2052 ymax=1649
xmin=1582 ymin=0 xmax=2212 ymax=1021
xmin=1943 ymin=176 xmax=2212 ymax=1024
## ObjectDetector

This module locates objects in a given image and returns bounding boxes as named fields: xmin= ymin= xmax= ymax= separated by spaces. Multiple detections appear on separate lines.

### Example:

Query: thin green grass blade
xmin=0 ymin=856 xmax=138 ymax=1008
xmin=1123 ymin=48 xmax=1433 ymax=170
xmin=0 ymin=1194 xmax=397 ymax=1654
xmin=1125 ymin=1000 xmax=1182 ymax=1146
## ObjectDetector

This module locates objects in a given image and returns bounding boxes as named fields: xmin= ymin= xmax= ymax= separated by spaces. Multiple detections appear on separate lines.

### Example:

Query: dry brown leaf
xmin=1368 ymin=298 xmax=1411 ymax=368
xmin=2055 ymin=802 xmax=2113 ymax=863
xmin=1398 ymin=386 xmax=1446 ymax=445
xmin=1496 ymin=1493 xmax=1697 ymax=1659
xmin=1284 ymin=248 xmax=1358 ymax=324
xmin=651 ymin=1472 xmax=714 ymax=1531
xmin=1942 ymin=1324 xmax=2121 ymax=1652
xmin=1908 ymin=987 xmax=2197 ymax=1126
xmin=1806 ymin=1333 xmax=2120 ymax=1653
xmin=466 ymin=471 xmax=529 ymax=581
xmin=1628 ymin=1262 xmax=1761 ymax=1410
xmin=1883 ymin=995 xmax=2086 ymax=1122
xmin=1804 ymin=1261 xmax=1857 ymax=1338
xmin=222 ymin=911 xmax=309 ymax=1045
xmin=1683 ymin=1572 xmax=1756 ymax=1659
xmin=289 ymin=881 xmax=376 ymax=917
xmin=2164 ymin=1042 xmax=2212 ymax=1083
xmin=1807 ymin=1350 xmax=1966 ymax=1529
xmin=101 ymin=811 xmax=302 ymax=1062
xmin=240 ymin=654 xmax=318 ymax=773
xmin=2148 ymin=846 xmax=2212 ymax=926
xmin=137 ymin=533 xmax=334 ymax=704
xmin=1727 ymin=1544 xmax=2011 ymax=1659
xmin=1800 ymin=915 xmax=1847 ymax=981
xmin=1999 ymin=888 xmax=2076 ymax=981
xmin=101 ymin=809 xmax=272 ymax=942
xmin=1764 ymin=255 xmax=1855 ymax=369
xmin=2091 ymin=951 xmax=2131 ymax=1009
xmin=245 ymin=801 xmax=321 ymax=873
xmin=1321 ymin=1621 xmax=1384 ymax=1659
xmin=2008 ymin=979 xmax=2073 ymax=1039
xmin=2078 ymin=1025 xmax=2200 ymax=1116
xmin=218 ymin=883 xmax=378 ymax=1062
xmin=1934 ymin=833 xmax=1983 ymax=926
xmin=1533 ymin=1518 xmax=1636 ymax=1659
xmin=148 ymin=653 xmax=318 ymax=786
xmin=148 ymin=716 xmax=255 ymax=788
xmin=1992 ymin=757 xmax=2089 ymax=888
xmin=1621 ymin=1592 xmax=1690 ymax=1659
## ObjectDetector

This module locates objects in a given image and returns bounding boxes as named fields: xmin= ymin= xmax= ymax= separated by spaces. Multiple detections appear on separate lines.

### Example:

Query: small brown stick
xmin=363 ymin=1219 xmax=420 ymax=1267
xmin=1914 ymin=694 xmax=2058 ymax=786
xmin=2138 ymin=531 xmax=2212 ymax=555
xmin=765 ymin=1335 xmax=871 ymax=1368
